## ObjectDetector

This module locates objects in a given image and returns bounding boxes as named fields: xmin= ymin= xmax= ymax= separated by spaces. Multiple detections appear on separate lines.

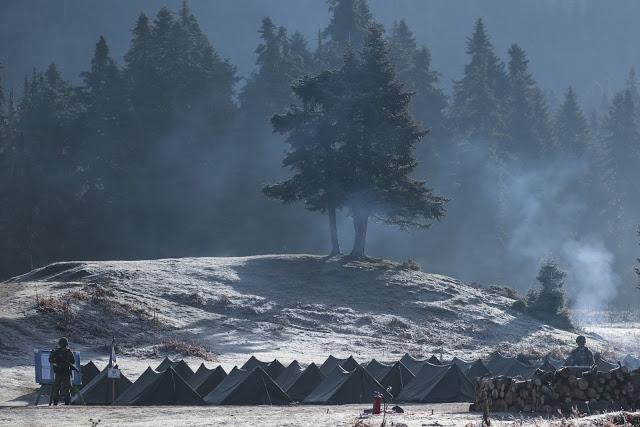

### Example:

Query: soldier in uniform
xmin=564 ymin=335 xmax=595 ymax=367
xmin=49 ymin=337 xmax=76 ymax=405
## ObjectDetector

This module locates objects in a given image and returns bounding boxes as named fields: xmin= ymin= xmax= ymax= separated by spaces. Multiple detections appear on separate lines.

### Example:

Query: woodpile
xmin=471 ymin=366 xmax=640 ymax=414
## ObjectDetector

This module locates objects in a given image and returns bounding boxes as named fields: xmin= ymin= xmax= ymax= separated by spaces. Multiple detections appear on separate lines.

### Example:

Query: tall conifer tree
xmin=554 ymin=87 xmax=590 ymax=158
xmin=318 ymin=0 xmax=372 ymax=67
xmin=504 ymin=44 xmax=553 ymax=161
xmin=452 ymin=18 xmax=508 ymax=141
xmin=388 ymin=19 xmax=447 ymax=140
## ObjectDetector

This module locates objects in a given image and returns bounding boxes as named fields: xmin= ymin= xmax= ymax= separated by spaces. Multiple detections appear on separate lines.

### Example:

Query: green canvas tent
xmin=466 ymin=359 xmax=491 ymax=379
xmin=71 ymin=367 xmax=132 ymax=405
xmin=449 ymin=357 xmax=472 ymax=372
xmin=537 ymin=358 xmax=558 ymax=373
xmin=275 ymin=360 xmax=304 ymax=391
xmin=190 ymin=365 xmax=227 ymax=397
xmin=397 ymin=363 xmax=474 ymax=403
xmin=319 ymin=355 xmax=346 ymax=375
xmin=155 ymin=357 xmax=178 ymax=372
xmin=595 ymin=354 xmax=617 ymax=372
xmin=319 ymin=355 xmax=360 ymax=375
xmin=241 ymin=355 xmax=268 ymax=370
xmin=400 ymin=353 xmax=430 ymax=375
xmin=192 ymin=362 xmax=210 ymax=379
xmin=543 ymin=354 xmax=563 ymax=369
xmin=503 ymin=360 xmax=538 ymax=378
xmin=379 ymin=361 xmax=414 ymax=397
xmin=81 ymin=361 xmax=100 ymax=386
xmin=623 ymin=355 xmax=640 ymax=371
xmin=486 ymin=352 xmax=515 ymax=375
xmin=365 ymin=359 xmax=392 ymax=380
xmin=303 ymin=365 xmax=392 ymax=405
xmin=117 ymin=366 xmax=204 ymax=405
xmin=204 ymin=367 xmax=291 ymax=405
xmin=287 ymin=362 xmax=325 ymax=402
xmin=427 ymin=355 xmax=441 ymax=365
xmin=264 ymin=359 xmax=286 ymax=379
xmin=241 ymin=356 xmax=285 ymax=379
xmin=172 ymin=360 xmax=195 ymax=381
xmin=340 ymin=356 xmax=360 ymax=372
xmin=112 ymin=367 xmax=160 ymax=405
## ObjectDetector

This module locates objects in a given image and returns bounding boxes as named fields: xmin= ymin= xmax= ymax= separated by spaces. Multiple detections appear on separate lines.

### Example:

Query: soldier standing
xmin=49 ymin=337 xmax=76 ymax=405
xmin=565 ymin=335 xmax=595 ymax=367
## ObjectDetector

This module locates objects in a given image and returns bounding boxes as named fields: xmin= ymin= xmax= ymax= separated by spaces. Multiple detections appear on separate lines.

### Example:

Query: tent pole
xmin=261 ymin=374 xmax=272 ymax=405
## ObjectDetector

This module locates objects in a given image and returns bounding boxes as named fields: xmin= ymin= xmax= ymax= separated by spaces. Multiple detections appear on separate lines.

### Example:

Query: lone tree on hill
xmin=265 ymin=25 xmax=446 ymax=258
xmin=341 ymin=25 xmax=446 ymax=257
xmin=264 ymin=69 xmax=347 ymax=256
xmin=526 ymin=260 xmax=573 ymax=329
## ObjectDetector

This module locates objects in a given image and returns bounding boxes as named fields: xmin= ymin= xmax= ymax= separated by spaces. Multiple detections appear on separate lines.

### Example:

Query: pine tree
xmin=289 ymin=31 xmax=314 ymax=72
xmin=172 ymin=1 xmax=236 ymax=132
xmin=504 ymin=44 xmax=553 ymax=161
xmin=264 ymin=69 xmax=347 ymax=255
xmin=554 ymin=87 xmax=590 ymax=158
xmin=81 ymin=35 xmax=127 ymax=158
xmin=452 ymin=18 xmax=508 ymax=141
xmin=319 ymin=0 xmax=373 ymax=67
xmin=240 ymin=17 xmax=308 ymax=124
xmin=388 ymin=20 xmax=447 ymax=140
xmin=124 ymin=12 xmax=156 ymax=143
xmin=15 ymin=64 xmax=83 ymax=267
xmin=341 ymin=25 xmax=446 ymax=256
xmin=388 ymin=19 xmax=416 ymax=83
xmin=526 ymin=260 xmax=572 ymax=329
xmin=266 ymin=26 xmax=446 ymax=257
xmin=599 ymin=89 xmax=640 ymax=227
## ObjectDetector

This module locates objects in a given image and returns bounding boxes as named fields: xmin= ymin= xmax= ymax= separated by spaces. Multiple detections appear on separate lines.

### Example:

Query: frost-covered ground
xmin=1 ymin=254 xmax=633 ymax=425
xmin=0 ymin=404 xmax=637 ymax=426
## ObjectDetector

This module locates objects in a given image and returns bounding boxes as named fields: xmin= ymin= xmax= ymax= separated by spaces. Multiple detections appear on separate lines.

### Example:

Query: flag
xmin=109 ymin=336 xmax=116 ymax=367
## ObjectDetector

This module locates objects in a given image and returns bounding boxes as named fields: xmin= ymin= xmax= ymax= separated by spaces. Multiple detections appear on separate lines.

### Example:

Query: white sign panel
xmin=107 ymin=368 xmax=121 ymax=379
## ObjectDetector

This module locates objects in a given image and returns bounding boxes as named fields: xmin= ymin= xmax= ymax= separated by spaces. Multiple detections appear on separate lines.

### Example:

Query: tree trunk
xmin=350 ymin=209 xmax=369 ymax=258
xmin=328 ymin=202 xmax=341 ymax=256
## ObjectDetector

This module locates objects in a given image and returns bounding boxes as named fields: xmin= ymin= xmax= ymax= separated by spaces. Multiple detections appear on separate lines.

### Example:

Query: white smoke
xmin=562 ymin=239 xmax=619 ymax=311
xmin=499 ymin=155 xmax=619 ymax=313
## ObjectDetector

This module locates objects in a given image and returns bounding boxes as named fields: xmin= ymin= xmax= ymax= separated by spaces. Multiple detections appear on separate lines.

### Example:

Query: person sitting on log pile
xmin=564 ymin=335 xmax=595 ymax=367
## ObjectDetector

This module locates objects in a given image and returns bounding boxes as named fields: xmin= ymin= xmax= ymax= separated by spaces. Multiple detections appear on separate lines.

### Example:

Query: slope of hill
xmin=0 ymin=254 xmax=584 ymax=402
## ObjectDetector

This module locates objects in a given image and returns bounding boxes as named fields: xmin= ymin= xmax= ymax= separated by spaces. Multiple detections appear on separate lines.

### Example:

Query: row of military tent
xmin=68 ymin=351 xmax=636 ymax=406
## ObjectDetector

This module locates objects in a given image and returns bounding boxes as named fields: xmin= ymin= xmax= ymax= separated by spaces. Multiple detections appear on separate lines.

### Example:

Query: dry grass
xmin=400 ymin=258 xmax=421 ymax=271
xmin=36 ymin=295 xmax=73 ymax=330
xmin=68 ymin=290 xmax=89 ymax=301
xmin=158 ymin=338 xmax=216 ymax=361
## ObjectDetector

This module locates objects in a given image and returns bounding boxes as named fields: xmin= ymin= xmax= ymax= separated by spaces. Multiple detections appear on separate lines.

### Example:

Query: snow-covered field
xmin=1 ymin=404 xmax=637 ymax=426
xmin=0 ymin=254 xmax=636 ymax=425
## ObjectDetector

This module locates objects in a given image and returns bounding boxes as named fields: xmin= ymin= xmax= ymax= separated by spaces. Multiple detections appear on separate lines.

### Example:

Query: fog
xmin=1 ymin=0 xmax=639 ymax=310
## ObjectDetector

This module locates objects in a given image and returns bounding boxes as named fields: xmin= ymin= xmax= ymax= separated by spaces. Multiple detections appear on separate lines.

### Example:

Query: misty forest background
xmin=1 ymin=0 xmax=640 ymax=311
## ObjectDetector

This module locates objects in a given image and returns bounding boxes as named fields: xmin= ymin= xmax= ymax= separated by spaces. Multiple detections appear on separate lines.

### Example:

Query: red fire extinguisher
xmin=372 ymin=392 xmax=382 ymax=415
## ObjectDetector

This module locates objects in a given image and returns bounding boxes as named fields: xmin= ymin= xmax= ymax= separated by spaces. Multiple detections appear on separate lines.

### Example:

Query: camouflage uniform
xmin=565 ymin=345 xmax=595 ymax=367
xmin=49 ymin=346 xmax=75 ymax=405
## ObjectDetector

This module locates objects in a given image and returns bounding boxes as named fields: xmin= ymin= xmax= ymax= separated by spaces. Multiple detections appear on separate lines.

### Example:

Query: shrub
xmin=158 ymin=338 xmax=215 ymax=361
xmin=36 ymin=296 xmax=73 ymax=329
xmin=488 ymin=284 xmax=520 ymax=299
xmin=525 ymin=260 xmax=573 ymax=329
xmin=511 ymin=299 xmax=526 ymax=312
xmin=400 ymin=259 xmax=421 ymax=271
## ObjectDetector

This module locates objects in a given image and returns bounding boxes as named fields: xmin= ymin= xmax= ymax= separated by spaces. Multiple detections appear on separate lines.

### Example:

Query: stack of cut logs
xmin=472 ymin=366 xmax=640 ymax=414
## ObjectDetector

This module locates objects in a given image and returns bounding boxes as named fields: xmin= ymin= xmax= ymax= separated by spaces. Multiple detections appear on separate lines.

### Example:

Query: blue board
xmin=34 ymin=349 xmax=82 ymax=385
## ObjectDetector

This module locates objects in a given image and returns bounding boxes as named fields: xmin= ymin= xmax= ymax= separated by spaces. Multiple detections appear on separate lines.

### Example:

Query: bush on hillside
xmin=525 ymin=260 xmax=573 ymax=329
